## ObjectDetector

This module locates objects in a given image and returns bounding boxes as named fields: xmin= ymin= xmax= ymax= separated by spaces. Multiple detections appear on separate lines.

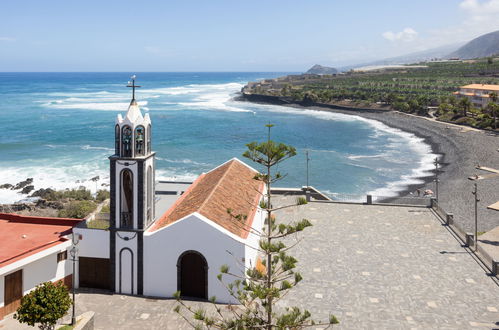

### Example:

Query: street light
xmin=472 ymin=182 xmax=480 ymax=252
xmin=433 ymin=157 xmax=439 ymax=202
xmin=70 ymin=233 xmax=80 ymax=326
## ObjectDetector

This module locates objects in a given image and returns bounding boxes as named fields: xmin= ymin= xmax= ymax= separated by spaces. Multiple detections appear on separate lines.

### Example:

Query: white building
xmin=0 ymin=214 xmax=81 ymax=320
xmin=454 ymin=84 xmax=499 ymax=108
xmin=74 ymin=77 xmax=266 ymax=303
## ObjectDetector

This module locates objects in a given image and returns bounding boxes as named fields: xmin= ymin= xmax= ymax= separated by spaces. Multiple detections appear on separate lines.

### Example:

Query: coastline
xmin=237 ymin=94 xmax=499 ymax=232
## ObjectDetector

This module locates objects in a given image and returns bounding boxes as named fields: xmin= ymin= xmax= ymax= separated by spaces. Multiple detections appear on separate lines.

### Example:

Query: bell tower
xmin=109 ymin=75 xmax=155 ymax=295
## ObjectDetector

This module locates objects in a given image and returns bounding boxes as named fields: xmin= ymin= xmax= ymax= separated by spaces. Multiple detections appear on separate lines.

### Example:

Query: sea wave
xmin=254 ymin=103 xmax=437 ymax=197
xmin=81 ymin=145 xmax=114 ymax=151
xmin=42 ymin=101 xmax=148 ymax=111
xmin=156 ymin=157 xmax=209 ymax=166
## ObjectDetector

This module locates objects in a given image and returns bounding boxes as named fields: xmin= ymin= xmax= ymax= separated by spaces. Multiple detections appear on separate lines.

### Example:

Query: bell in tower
xmin=109 ymin=75 xmax=156 ymax=295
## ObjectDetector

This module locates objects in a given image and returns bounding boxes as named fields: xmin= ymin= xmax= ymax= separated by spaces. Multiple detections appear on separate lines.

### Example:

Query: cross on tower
xmin=127 ymin=75 xmax=141 ymax=100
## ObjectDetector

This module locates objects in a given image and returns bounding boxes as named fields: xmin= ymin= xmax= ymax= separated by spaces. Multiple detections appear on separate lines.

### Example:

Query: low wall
xmin=431 ymin=199 xmax=498 ymax=276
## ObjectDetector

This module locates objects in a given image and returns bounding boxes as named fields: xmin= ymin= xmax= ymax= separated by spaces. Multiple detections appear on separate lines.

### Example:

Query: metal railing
xmin=120 ymin=212 xmax=132 ymax=228
xmin=321 ymin=192 xmax=431 ymax=207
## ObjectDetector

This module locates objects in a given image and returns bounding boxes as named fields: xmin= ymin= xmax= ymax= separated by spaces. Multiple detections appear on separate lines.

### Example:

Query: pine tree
xmin=174 ymin=124 xmax=338 ymax=329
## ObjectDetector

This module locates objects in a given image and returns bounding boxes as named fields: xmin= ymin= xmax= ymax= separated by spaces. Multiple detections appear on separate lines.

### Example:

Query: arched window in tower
xmin=115 ymin=125 xmax=120 ymax=155
xmin=135 ymin=126 xmax=145 ymax=156
xmin=147 ymin=166 xmax=153 ymax=224
xmin=147 ymin=124 xmax=151 ymax=153
xmin=120 ymin=169 xmax=133 ymax=229
xmin=122 ymin=126 xmax=133 ymax=157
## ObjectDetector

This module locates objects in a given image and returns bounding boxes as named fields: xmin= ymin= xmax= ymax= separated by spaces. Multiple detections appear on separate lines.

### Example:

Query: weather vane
xmin=127 ymin=74 xmax=141 ymax=100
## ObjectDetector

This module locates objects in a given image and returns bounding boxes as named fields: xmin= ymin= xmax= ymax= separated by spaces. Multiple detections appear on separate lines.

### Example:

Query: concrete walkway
xmin=1 ymin=199 xmax=498 ymax=329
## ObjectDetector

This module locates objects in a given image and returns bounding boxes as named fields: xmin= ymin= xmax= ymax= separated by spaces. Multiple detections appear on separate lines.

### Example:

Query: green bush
xmin=100 ymin=204 xmax=110 ymax=213
xmin=15 ymin=281 xmax=72 ymax=330
xmin=58 ymin=200 xmax=96 ymax=219
xmin=96 ymin=189 xmax=110 ymax=202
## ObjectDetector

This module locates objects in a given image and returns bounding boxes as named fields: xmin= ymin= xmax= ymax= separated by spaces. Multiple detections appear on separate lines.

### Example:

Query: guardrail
xmin=320 ymin=192 xmax=431 ymax=207
xmin=430 ymin=198 xmax=497 ymax=277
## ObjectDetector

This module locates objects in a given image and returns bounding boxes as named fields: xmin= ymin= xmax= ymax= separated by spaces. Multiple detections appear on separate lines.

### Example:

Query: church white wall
xmin=73 ymin=228 xmax=109 ymax=258
xmin=143 ymin=214 xmax=245 ymax=304
xmin=114 ymin=232 xmax=138 ymax=295
xmin=245 ymin=207 xmax=265 ymax=272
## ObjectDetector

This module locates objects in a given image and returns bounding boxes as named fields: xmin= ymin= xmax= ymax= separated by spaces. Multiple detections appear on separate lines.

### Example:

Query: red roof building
xmin=0 ymin=213 xmax=81 ymax=320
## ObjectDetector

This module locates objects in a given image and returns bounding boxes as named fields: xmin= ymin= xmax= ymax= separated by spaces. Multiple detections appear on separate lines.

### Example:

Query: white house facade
xmin=0 ymin=214 xmax=81 ymax=320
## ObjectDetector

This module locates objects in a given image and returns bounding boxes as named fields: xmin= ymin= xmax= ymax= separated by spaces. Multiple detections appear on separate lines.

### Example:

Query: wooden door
xmin=180 ymin=252 xmax=207 ymax=299
xmin=79 ymin=257 xmax=110 ymax=290
xmin=4 ymin=270 xmax=23 ymax=315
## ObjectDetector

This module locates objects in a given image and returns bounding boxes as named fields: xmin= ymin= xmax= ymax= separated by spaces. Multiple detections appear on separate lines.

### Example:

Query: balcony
xmin=120 ymin=212 xmax=133 ymax=229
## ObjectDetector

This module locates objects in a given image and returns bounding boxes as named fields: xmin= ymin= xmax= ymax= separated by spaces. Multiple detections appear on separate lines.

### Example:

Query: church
xmin=73 ymin=77 xmax=266 ymax=303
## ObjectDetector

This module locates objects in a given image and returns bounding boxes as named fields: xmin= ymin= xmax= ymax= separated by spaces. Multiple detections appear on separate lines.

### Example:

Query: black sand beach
xmin=238 ymin=96 xmax=499 ymax=232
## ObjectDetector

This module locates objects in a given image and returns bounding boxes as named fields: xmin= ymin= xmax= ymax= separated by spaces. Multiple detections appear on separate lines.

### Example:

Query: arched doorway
xmin=177 ymin=251 xmax=208 ymax=299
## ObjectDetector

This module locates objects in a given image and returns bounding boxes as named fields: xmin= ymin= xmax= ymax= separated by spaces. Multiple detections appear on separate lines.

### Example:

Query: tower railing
xmin=120 ymin=212 xmax=133 ymax=228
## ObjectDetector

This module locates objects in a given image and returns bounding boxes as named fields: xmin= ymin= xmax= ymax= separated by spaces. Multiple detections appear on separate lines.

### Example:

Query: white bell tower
xmin=109 ymin=75 xmax=155 ymax=295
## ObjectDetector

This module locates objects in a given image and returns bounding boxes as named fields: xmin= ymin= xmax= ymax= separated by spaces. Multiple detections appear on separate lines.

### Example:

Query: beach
xmin=238 ymin=96 xmax=499 ymax=232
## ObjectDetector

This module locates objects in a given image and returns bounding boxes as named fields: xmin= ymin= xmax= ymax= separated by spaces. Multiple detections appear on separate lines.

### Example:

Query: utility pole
xmin=434 ymin=157 xmax=439 ymax=202
xmin=472 ymin=182 xmax=479 ymax=252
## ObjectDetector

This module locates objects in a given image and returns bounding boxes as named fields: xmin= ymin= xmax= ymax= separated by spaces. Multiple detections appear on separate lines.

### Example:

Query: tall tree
xmin=458 ymin=97 xmax=471 ymax=117
xmin=174 ymin=124 xmax=338 ymax=329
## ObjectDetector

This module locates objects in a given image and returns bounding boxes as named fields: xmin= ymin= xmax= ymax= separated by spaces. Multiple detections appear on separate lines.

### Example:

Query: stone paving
xmin=1 ymin=198 xmax=498 ymax=329
xmin=274 ymin=198 xmax=499 ymax=329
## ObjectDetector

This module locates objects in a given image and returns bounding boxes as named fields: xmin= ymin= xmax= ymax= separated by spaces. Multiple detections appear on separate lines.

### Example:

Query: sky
xmin=1 ymin=0 xmax=499 ymax=71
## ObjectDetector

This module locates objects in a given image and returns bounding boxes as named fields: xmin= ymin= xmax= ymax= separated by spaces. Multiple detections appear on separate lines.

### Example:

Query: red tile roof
xmin=0 ymin=213 xmax=82 ymax=268
xmin=150 ymin=159 xmax=265 ymax=238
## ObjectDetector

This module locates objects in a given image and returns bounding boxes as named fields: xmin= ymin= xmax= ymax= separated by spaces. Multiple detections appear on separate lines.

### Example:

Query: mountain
xmin=340 ymin=43 xmax=463 ymax=71
xmin=306 ymin=64 xmax=338 ymax=75
xmin=447 ymin=30 xmax=499 ymax=59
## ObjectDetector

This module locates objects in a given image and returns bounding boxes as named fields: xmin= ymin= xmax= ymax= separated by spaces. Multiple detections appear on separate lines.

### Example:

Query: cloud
xmin=459 ymin=0 xmax=499 ymax=25
xmin=0 ymin=37 xmax=15 ymax=42
xmin=382 ymin=28 xmax=418 ymax=42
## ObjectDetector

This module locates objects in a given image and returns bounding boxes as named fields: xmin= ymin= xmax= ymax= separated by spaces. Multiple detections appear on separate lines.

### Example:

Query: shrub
xmin=15 ymin=281 xmax=72 ymax=330
xmin=96 ymin=189 xmax=110 ymax=202
xmin=58 ymin=200 xmax=96 ymax=219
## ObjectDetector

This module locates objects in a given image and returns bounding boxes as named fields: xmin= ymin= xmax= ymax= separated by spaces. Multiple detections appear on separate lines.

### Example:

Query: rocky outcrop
xmin=306 ymin=64 xmax=338 ymax=75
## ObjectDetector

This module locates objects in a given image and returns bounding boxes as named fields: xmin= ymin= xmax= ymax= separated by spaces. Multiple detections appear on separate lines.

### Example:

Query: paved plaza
xmin=2 ymin=199 xmax=498 ymax=329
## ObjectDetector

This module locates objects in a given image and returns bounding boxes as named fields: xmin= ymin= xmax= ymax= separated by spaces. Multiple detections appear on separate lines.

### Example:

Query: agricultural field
xmin=243 ymin=58 xmax=499 ymax=130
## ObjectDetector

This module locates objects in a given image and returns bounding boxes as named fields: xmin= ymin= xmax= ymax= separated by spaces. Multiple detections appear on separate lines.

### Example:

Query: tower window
xmin=147 ymin=124 xmax=151 ymax=153
xmin=115 ymin=125 xmax=120 ymax=156
xmin=120 ymin=169 xmax=133 ymax=229
xmin=135 ymin=126 xmax=145 ymax=156
xmin=122 ymin=126 xmax=133 ymax=157
xmin=147 ymin=165 xmax=153 ymax=225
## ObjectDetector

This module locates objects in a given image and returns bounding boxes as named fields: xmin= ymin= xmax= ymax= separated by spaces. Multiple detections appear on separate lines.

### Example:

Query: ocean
xmin=0 ymin=72 xmax=436 ymax=204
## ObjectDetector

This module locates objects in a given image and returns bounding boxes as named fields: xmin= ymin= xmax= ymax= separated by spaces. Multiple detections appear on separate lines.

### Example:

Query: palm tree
xmin=489 ymin=92 xmax=498 ymax=129
xmin=458 ymin=97 xmax=471 ymax=117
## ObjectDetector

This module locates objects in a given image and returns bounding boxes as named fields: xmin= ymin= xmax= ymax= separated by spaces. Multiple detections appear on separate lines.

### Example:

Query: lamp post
xmin=433 ymin=157 xmax=439 ymax=202
xmin=306 ymin=150 xmax=310 ymax=190
xmin=70 ymin=233 xmax=80 ymax=326
xmin=305 ymin=150 xmax=311 ymax=202
xmin=472 ymin=182 xmax=479 ymax=252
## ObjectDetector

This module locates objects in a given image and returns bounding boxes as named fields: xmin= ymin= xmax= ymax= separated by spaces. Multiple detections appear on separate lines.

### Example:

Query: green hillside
xmin=242 ymin=58 xmax=499 ymax=130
